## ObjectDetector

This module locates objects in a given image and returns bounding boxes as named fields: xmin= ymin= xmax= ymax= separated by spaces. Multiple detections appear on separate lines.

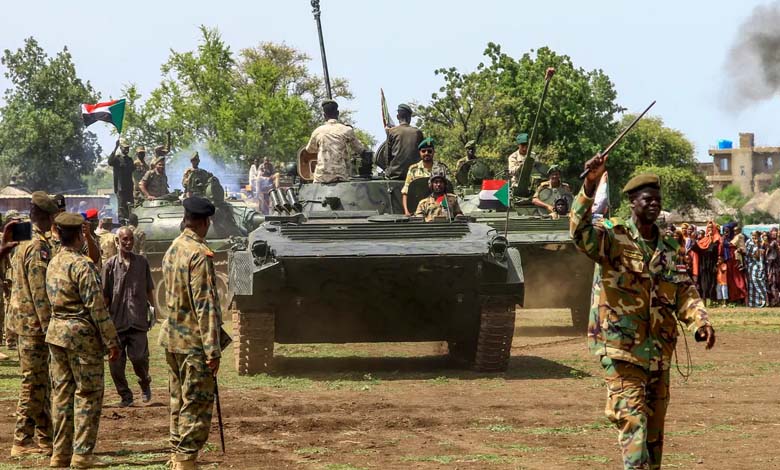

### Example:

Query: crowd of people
xmin=673 ymin=222 xmax=780 ymax=308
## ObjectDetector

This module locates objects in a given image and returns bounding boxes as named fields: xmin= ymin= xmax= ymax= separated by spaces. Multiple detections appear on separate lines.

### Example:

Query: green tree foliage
xmin=0 ymin=37 xmax=100 ymax=192
xmin=716 ymin=184 xmax=749 ymax=209
xmin=740 ymin=210 xmax=776 ymax=225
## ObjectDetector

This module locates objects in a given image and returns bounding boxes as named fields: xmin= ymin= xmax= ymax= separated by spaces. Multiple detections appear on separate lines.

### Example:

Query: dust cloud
xmin=722 ymin=2 xmax=780 ymax=112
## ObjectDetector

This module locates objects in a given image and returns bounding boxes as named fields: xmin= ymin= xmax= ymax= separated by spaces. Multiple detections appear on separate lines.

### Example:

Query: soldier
xmin=9 ymin=192 xmax=58 ymax=457
xmin=550 ymin=196 xmax=569 ymax=220
xmin=45 ymin=212 xmax=120 ymax=469
xmin=95 ymin=217 xmax=117 ymax=266
xmin=570 ymin=153 xmax=716 ymax=470
xmin=132 ymin=146 xmax=150 ymax=204
xmin=139 ymin=157 xmax=170 ymax=200
xmin=160 ymin=196 xmax=230 ymax=470
xmin=259 ymin=156 xmax=275 ymax=178
xmin=181 ymin=152 xmax=214 ymax=198
xmin=82 ymin=209 xmax=102 ymax=268
xmin=1 ymin=210 xmax=20 ymax=354
xmin=384 ymin=103 xmax=424 ymax=180
xmin=532 ymin=165 xmax=572 ymax=214
xmin=455 ymin=140 xmax=478 ymax=174
xmin=127 ymin=213 xmax=146 ymax=256
xmin=402 ymin=138 xmax=450 ymax=215
xmin=414 ymin=173 xmax=462 ymax=222
xmin=507 ymin=133 xmax=530 ymax=185
xmin=305 ymin=100 xmax=366 ymax=183
xmin=107 ymin=139 xmax=135 ymax=221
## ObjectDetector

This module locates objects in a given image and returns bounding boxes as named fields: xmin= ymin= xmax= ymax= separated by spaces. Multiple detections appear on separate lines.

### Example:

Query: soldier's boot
xmin=11 ymin=443 xmax=48 ymax=457
xmin=173 ymin=459 xmax=198 ymax=470
xmin=70 ymin=453 xmax=109 ymax=468
xmin=49 ymin=454 xmax=71 ymax=468
xmin=0 ymin=351 xmax=9 ymax=361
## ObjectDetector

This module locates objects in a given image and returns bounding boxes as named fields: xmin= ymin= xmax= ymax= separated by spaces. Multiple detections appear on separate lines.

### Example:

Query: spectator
xmin=745 ymin=230 xmax=768 ymax=308
xmin=691 ymin=221 xmax=721 ymax=304
xmin=716 ymin=257 xmax=729 ymax=307
xmin=767 ymin=228 xmax=780 ymax=307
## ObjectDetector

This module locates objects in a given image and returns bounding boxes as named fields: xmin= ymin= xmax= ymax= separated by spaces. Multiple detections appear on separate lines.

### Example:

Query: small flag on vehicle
xmin=479 ymin=180 xmax=510 ymax=209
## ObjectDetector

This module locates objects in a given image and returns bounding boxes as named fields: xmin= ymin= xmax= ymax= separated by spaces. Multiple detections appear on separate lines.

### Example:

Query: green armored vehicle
xmin=452 ymin=155 xmax=594 ymax=328
xmin=228 ymin=151 xmax=524 ymax=375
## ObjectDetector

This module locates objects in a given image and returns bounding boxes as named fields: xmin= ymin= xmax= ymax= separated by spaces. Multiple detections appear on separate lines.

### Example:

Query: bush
xmin=715 ymin=184 xmax=749 ymax=209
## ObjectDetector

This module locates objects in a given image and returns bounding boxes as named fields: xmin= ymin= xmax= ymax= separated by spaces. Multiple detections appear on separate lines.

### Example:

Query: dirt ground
xmin=1 ymin=307 xmax=779 ymax=470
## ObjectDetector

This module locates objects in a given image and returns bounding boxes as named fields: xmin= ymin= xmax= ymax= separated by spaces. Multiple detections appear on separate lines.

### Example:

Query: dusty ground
xmin=0 ymin=307 xmax=779 ymax=470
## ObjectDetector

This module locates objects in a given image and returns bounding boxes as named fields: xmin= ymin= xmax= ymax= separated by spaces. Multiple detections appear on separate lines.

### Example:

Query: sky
xmin=1 ymin=0 xmax=779 ymax=163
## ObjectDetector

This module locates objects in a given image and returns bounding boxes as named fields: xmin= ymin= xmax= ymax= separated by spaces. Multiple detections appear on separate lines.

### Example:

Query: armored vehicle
xmin=452 ymin=155 xmax=594 ymax=327
xmin=228 ymin=150 xmax=524 ymax=375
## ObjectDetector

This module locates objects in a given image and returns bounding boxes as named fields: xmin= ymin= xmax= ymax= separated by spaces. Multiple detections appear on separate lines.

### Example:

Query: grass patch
xmin=567 ymin=455 xmax=610 ymax=463
xmin=323 ymin=464 xmax=367 ymax=470
xmin=429 ymin=376 xmax=451 ymax=384
xmin=524 ymin=420 xmax=611 ymax=435
xmin=295 ymin=447 xmax=330 ymax=456
xmin=401 ymin=454 xmax=515 ymax=464
xmin=491 ymin=443 xmax=545 ymax=453
xmin=486 ymin=424 xmax=517 ymax=433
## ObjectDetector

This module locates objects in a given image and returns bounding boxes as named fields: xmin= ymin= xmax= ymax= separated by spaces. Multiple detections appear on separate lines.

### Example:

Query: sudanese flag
xmin=81 ymin=99 xmax=126 ymax=132
xmin=478 ymin=179 xmax=510 ymax=210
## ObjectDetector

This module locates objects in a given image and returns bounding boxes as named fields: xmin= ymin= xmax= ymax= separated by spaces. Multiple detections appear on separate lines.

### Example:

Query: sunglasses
xmin=420 ymin=148 xmax=434 ymax=154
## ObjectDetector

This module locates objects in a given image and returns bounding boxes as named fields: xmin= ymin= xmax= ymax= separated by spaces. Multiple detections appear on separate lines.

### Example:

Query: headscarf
xmin=697 ymin=221 xmax=721 ymax=250
xmin=721 ymin=221 xmax=738 ymax=260
xmin=684 ymin=224 xmax=697 ymax=252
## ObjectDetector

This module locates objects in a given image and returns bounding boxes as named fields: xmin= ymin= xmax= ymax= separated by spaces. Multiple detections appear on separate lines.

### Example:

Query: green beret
xmin=515 ymin=133 xmax=529 ymax=145
xmin=321 ymin=99 xmax=338 ymax=111
xmin=31 ymin=191 xmax=58 ymax=214
xmin=622 ymin=173 xmax=661 ymax=195
xmin=397 ymin=103 xmax=412 ymax=114
xmin=418 ymin=137 xmax=435 ymax=150
xmin=183 ymin=196 xmax=216 ymax=217
xmin=546 ymin=165 xmax=561 ymax=176
xmin=190 ymin=151 xmax=200 ymax=161
xmin=152 ymin=156 xmax=165 ymax=166
xmin=54 ymin=212 xmax=85 ymax=228
xmin=465 ymin=140 xmax=476 ymax=150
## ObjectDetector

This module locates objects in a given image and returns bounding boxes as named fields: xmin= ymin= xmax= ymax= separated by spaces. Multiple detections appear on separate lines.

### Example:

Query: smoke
xmin=165 ymin=144 xmax=247 ymax=195
xmin=722 ymin=2 xmax=780 ymax=112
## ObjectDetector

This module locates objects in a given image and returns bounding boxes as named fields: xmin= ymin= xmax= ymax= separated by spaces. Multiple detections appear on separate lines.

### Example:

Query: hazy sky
xmin=1 ymin=0 xmax=778 ymax=162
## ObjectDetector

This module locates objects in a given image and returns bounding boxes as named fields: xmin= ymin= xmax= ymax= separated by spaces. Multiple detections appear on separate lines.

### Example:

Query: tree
xmin=716 ymin=184 xmax=749 ymax=209
xmin=0 ymin=37 xmax=100 ymax=192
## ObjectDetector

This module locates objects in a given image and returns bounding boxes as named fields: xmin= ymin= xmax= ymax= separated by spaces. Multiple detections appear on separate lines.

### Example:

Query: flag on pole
xmin=478 ymin=180 xmax=510 ymax=210
xmin=81 ymin=99 xmax=126 ymax=133
xmin=380 ymin=88 xmax=395 ymax=128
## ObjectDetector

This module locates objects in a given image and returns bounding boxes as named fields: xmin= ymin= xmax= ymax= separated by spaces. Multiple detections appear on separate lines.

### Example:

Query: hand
xmin=698 ymin=325 xmax=716 ymax=350
xmin=0 ymin=220 xmax=20 ymax=259
xmin=206 ymin=357 xmax=220 ymax=375
xmin=545 ymin=67 xmax=556 ymax=81
xmin=404 ymin=211 xmax=411 ymax=216
xmin=108 ymin=346 xmax=120 ymax=362
xmin=114 ymin=139 xmax=120 ymax=149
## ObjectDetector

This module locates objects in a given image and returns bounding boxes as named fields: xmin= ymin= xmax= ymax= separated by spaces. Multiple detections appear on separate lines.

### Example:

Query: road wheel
xmin=473 ymin=298 xmax=516 ymax=372
xmin=234 ymin=310 xmax=275 ymax=375
xmin=447 ymin=339 xmax=476 ymax=367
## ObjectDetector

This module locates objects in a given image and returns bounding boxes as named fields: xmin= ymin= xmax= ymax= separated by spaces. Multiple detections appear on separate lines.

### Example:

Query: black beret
xmin=397 ymin=103 xmax=412 ymax=114
xmin=321 ymin=99 xmax=338 ymax=111
xmin=52 ymin=194 xmax=66 ymax=211
xmin=183 ymin=196 xmax=216 ymax=217
xmin=54 ymin=212 xmax=85 ymax=228
xmin=622 ymin=173 xmax=661 ymax=195
xmin=31 ymin=191 xmax=58 ymax=214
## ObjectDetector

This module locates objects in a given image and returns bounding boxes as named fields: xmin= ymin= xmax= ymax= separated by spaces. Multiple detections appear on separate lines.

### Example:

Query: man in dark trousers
xmin=102 ymin=226 xmax=155 ymax=407
xmin=107 ymin=139 xmax=135 ymax=222
xmin=384 ymin=103 xmax=424 ymax=180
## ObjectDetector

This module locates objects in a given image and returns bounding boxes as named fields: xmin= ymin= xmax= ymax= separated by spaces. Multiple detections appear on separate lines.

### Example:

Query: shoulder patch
xmin=602 ymin=219 xmax=614 ymax=229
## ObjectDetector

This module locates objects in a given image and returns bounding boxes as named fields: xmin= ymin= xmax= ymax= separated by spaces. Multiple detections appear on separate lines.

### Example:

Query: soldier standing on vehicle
xmin=102 ymin=227 xmax=155 ymax=407
xmin=455 ymin=140 xmax=478 ymax=174
xmin=305 ymin=100 xmax=366 ymax=183
xmin=8 ymin=192 xmax=58 ymax=457
xmin=532 ymin=165 xmax=572 ymax=214
xmin=107 ymin=139 xmax=135 ymax=222
xmin=45 ymin=212 xmax=120 ymax=469
xmin=181 ymin=152 xmax=214 ymax=198
xmin=384 ymin=104 xmax=424 ymax=180
xmin=133 ymin=146 xmax=150 ymax=205
xmin=507 ymin=133 xmax=530 ymax=185
xmin=402 ymin=138 xmax=450 ymax=215
xmin=160 ymin=196 xmax=229 ymax=470
xmin=414 ymin=173 xmax=462 ymax=222
xmin=139 ymin=157 xmax=170 ymax=200
xmin=570 ymin=153 xmax=716 ymax=470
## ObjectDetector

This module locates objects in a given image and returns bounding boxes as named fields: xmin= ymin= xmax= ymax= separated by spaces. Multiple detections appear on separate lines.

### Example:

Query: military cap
xmin=190 ymin=151 xmax=200 ymax=161
xmin=183 ymin=196 xmax=216 ymax=217
xmin=4 ymin=210 xmax=20 ymax=219
xmin=429 ymin=171 xmax=448 ymax=184
xmin=418 ymin=137 xmax=435 ymax=150
xmin=397 ymin=103 xmax=413 ymax=114
xmin=321 ymin=99 xmax=338 ymax=111
xmin=546 ymin=165 xmax=561 ymax=176
xmin=119 ymin=138 xmax=129 ymax=148
xmin=136 ymin=146 xmax=146 ymax=154
xmin=85 ymin=208 xmax=99 ymax=220
xmin=52 ymin=194 xmax=67 ymax=211
xmin=464 ymin=140 xmax=476 ymax=150
xmin=154 ymin=145 xmax=168 ymax=156
xmin=31 ymin=191 xmax=58 ymax=214
xmin=100 ymin=216 xmax=113 ymax=225
xmin=54 ymin=212 xmax=85 ymax=228
xmin=622 ymin=173 xmax=661 ymax=195
xmin=515 ymin=133 xmax=529 ymax=145
xmin=152 ymin=156 xmax=165 ymax=166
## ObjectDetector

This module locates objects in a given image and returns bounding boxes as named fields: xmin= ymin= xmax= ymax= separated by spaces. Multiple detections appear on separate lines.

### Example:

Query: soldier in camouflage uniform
xmin=570 ymin=153 xmax=716 ymax=470
xmin=127 ymin=213 xmax=146 ymax=256
xmin=181 ymin=152 xmax=214 ymax=198
xmin=139 ymin=157 xmax=170 ymax=200
xmin=402 ymin=138 xmax=450 ymax=215
xmin=305 ymin=100 xmax=366 ymax=184
xmin=45 ymin=212 xmax=120 ymax=469
xmin=133 ymin=147 xmax=150 ymax=203
xmin=160 ymin=196 xmax=229 ymax=470
xmin=9 ymin=193 xmax=59 ymax=457
xmin=414 ymin=173 xmax=463 ymax=222
xmin=507 ymin=133 xmax=530 ymax=185
xmin=1 ymin=212 xmax=18 ymax=353
xmin=94 ymin=217 xmax=117 ymax=266
xmin=532 ymin=165 xmax=572 ymax=214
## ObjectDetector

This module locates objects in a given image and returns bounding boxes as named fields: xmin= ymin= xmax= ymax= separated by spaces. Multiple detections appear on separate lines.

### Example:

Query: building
xmin=705 ymin=132 xmax=780 ymax=196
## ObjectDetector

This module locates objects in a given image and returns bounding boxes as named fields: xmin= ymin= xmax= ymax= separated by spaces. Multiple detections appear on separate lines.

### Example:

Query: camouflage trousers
xmin=3 ymin=302 xmax=17 ymax=349
xmin=49 ymin=344 xmax=105 ymax=457
xmin=166 ymin=351 xmax=215 ymax=462
xmin=601 ymin=357 xmax=670 ymax=470
xmin=15 ymin=335 xmax=52 ymax=447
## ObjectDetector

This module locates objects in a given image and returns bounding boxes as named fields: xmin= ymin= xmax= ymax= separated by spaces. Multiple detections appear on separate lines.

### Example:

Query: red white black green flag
xmin=81 ymin=99 xmax=126 ymax=133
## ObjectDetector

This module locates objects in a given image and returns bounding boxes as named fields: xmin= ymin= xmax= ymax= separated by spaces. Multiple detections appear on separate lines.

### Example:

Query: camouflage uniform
xmin=9 ymin=225 xmax=53 ymax=449
xmin=507 ymin=149 xmax=527 ymax=184
xmin=182 ymin=168 xmax=213 ymax=197
xmin=401 ymin=161 xmax=450 ymax=195
xmin=414 ymin=194 xmax=462 ymax=222
xmin=533 ymin=181 xmax=572 ymax=206
xmin=159 ymin=228 xmax=228 ymax=463
xmin=140 ymin=170 xmax=169 ymax=198
xmin=130 ymin=225 xmax=146 ymax=256
xmin=45 ymin=247 xmax=119 ymax=460
xmin=570 ymin=186 xmax=711 ymax=470
xmin=133 ymin=159 xmax=150 ymax=202
xmin=96 ymin=230 xmax=117 ymax=266
xmin=305 ymin=118 xmax=366 ymax=183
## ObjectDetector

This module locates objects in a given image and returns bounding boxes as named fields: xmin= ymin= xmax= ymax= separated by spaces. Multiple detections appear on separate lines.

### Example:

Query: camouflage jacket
xmin=533 ymin=180 xmax=572 ymax=203
xmin=130 ymin=225 xmax=146 ymax=256
xmin=45 ymin=247 xmax=119 ymax=354
xmin=401 ymin=161 xmax=450 ymax=195
xmin=158 ymin=228 xmax=225 ymax=360
xmin=414 ymin=194 xmax=463 ymax=222
xmin=9 ymin=225 xmax=52 ymax=336
xmin=133 ymin=159 xmax=150 ymax=198
xmin=507 ymin=150 xmax=526 ymax=184
xmin=182 ymin=168 xmax=213 ymax=196
xmin=96 ymin=230 xmax=117 ymax=265
xmin=305 ymin=119 xmax=366 ymax=183
xmin=140 ymin=170 xmax=169 ymax=198
xmin=570 ymin=186 xmax=710 ymax=371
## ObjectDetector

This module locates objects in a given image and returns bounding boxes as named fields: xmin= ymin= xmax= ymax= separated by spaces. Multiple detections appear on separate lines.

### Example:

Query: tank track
xmin=234 ymin=310 xmax=275 ymax=375
xmin=473 ymin=298 xmax=516 ymax=372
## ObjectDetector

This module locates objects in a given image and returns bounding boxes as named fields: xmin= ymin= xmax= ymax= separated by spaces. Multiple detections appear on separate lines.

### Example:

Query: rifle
xmin=214 ymin=375 xmax=225 ymax=454
xmin=579 ymin=100 xmax=656 ymax=179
